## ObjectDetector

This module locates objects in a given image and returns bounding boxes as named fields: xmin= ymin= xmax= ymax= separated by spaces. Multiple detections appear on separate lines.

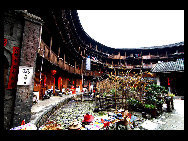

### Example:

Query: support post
xmin=12 ymin=11 xmax=43 ymax=127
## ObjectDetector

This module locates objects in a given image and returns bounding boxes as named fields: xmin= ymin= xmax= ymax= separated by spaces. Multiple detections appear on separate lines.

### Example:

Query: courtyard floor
xmin=31 ymin=94 xmax=184 ymax=130
xmin=134 ymin=99 xmax=184 ymax=130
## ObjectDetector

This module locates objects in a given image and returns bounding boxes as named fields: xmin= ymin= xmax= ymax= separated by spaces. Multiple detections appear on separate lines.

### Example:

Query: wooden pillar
xmin=80 ymin=79 xmax=83 ymax=92
xmin=89 ymin=82 xmax=91 ymax=91
xmin=115 ymin=70 xmax=117 ymax=112
xmin=58 ymin=77 xmax=63 ymax=92
xmin=64 ymin=54 xmax=66 ymax=69
xmin=157 ymin=76 xmax=160 ymax=86
xmin=53 ymin=75 xmax=55 ymax=95
xmin=74 ymin=61 xmax=76 ymax=73
xmin=39 ymin=84 xmax=42 ymax=100
xmin=81 ymin=60 xmax=83 ymax=74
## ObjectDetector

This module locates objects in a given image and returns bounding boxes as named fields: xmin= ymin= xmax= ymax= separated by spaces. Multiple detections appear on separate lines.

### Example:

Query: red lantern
xmin=44 ymin=75 xmax=46 ymax=86
xmin=51 ymin=70 xmax=57 ymax=75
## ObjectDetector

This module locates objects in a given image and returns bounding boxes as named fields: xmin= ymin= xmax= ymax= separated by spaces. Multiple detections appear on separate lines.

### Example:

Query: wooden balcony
xmin=38 ymin=40 xmax=82 ymax=75
xmin=126 ymin=65 xmax=134 ymax=69
xmin=142 ymin=64 xmax=156 ymax=69
xmin=134 ymin=65 xmax=142 ymax=68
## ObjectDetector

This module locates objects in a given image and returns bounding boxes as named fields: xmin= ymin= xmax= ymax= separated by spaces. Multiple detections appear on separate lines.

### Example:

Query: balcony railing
xmin=142 ymin=64 xmax=156 ymax=69
xmin=38 ymin=40 xmax=82 ymax=75
xmin=126 ymin=65 xmax=134 ymax=69
xmin=39 ymin=40 xmax=168 ymax=76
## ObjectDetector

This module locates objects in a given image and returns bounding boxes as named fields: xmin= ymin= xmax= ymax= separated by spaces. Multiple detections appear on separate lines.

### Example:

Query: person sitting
xmin=116 ymin=110 xmax=131 ymax=130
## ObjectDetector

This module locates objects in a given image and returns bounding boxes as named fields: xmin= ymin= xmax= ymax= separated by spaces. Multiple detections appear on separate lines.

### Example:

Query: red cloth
xmin=101 ymin=118 xmax=110 ymax=127
xmin=128 ymin=113 xmax=132 ymax=119
xmin=21 ymin=120 xmax=25 ymax=125
xmin=101 ymin=118 xmax=105 ymax=123
xmin=103 ymin=122 xmax=110 ymax=127
xmin=82 ymin=114 xmax=94 ymax=122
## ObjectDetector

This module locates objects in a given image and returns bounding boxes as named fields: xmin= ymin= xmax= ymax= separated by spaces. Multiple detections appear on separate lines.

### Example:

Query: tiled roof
xmin=151 ymin=59 xmax=184 ymax=72
xmin=15 ymin=10 xmax=43 ymax=24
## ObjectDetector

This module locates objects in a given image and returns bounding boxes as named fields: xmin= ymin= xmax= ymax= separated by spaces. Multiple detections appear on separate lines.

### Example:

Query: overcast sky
xmin=77 ymin=10 xmax=184 ymax=48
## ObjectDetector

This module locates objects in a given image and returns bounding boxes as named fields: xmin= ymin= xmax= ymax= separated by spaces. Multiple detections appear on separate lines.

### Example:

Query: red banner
xmin=4 ymin=38 xmax=7 ymax=47
xmin=167 ymin=77 xmax=170 ymax=86
xmin=7 ymin=47 xmax=21 ymax=89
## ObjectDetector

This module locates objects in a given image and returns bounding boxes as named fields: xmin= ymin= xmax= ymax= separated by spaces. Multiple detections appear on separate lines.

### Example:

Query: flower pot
xmin=151 ymin=108 xmax=157 ymax=118
xmin=144 ymin=108 xmax=150 ymax=114
xmin=142 ymin=111 xmax=147 ymax=118
xmin=156 ymin=104 xmax=163 ymax=113
xmin=128 ymin=105 xmax=133 ymax=111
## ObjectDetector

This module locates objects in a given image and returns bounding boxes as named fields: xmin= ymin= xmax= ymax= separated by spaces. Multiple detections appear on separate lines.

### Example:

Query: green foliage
xmin=127 ymin=98 xmax=138 ymax=106
xmin=145 ymin=83 xmax=168 ymax=106
xmin=144 ymin=104 xmax=156 ymax=109
xmin=98 ymin=111 xmax=106 ymax=116
xmin=145 ymin=84 xmax=168 ymax=95
xmin=110 ymin=89 xmax=115 ymax=95
xmin=103 ymin=92 xmax=107 ymax=97
xmin=168 ymin=93 xmax=175 ymax=97
xmin=127 ymin=98 xmax=143 ymax=108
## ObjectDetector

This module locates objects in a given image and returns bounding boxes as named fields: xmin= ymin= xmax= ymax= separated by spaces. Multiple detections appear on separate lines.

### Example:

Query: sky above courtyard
xmin=77 ymin=10 xmax=184 ymax=48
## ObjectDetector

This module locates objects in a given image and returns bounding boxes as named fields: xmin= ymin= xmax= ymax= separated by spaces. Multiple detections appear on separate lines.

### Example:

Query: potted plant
xmin=150 ymin=104 xmax=157 ymax=118
xmin=145 ymin=83 xmax=168 ymax=113
xmin=127 ymin=98 xmax=133 ymax=111
xmin=139 ymin=101 xmax=144 ymax=111
xmin=144 ymin=104 xmax=151 ymax=113
xmin=168 ymin=93 xmax=175 ymax=99
xmin=156 ymin=99 xmax=163 ymax=113
xmin=144 ymin=104 xmax=157 ymax=118
xmin=165 ymin=93 xmax=175 ymax=111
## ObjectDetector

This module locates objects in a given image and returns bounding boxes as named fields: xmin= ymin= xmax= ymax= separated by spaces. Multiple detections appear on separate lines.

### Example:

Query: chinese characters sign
xmin=17 ymin=66 xmax=33 ymax=85
xmin=7 ymin=47 xmax=20 ymax=89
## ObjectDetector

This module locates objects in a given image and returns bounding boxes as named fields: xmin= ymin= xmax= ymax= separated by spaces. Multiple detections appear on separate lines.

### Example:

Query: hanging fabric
xmin=7 ymin=47 xmax=21 ymax=89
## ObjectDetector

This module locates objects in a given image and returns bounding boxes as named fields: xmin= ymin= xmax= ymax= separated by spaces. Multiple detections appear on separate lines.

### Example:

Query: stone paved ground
xmin=38 ymin=99 xmax=98 ymax=130
xmin=137 ymin=99 xmax=184 ymax=130
xmin=34 ymin=95 xmax=184 ymax=130
xmin=31 ymin=95 xmax=73 ymax=113
xmin=157 ymin=99 xmax=184 ymax=130
xmin=30 ymin=94 xmax=81 ymax=125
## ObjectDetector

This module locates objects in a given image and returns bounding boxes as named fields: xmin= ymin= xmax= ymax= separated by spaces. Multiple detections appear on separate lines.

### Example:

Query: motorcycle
xmin=42 ymin=89 xmax=52 ymax=100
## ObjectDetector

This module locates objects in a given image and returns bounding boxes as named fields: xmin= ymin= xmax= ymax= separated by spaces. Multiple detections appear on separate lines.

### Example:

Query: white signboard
xmin=17 ymin=66 xmax=33 ymax=85
xmin=86 ymin=56 xmax=91 ymax=70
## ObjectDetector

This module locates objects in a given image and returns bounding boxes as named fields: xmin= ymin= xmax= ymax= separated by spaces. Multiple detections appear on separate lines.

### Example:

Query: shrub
xmin=145 ymin=84 xmax=167 ymax=106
